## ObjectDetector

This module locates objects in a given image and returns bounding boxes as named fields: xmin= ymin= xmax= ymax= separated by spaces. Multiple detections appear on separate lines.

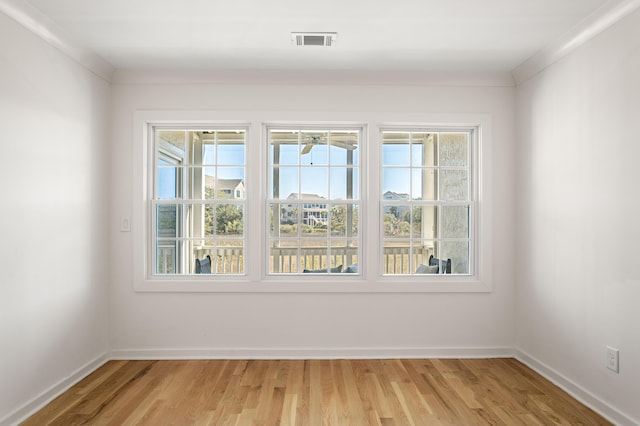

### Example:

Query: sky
xmin=158 ymin=143 xmax=419 ymax=200
xmin=156 ymin=131 xmax=471 ymax=201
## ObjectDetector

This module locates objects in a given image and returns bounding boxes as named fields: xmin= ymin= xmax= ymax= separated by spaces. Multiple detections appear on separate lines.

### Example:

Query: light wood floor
xmin=22 ymin=358 xmax=610 ymax=425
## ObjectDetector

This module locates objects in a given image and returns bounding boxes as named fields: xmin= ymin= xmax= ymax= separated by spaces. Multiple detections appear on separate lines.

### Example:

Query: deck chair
xmin=429 ymin=254 xmax=452 ymax=274
xmin=195 ymin=255 xmax=212 ymax=274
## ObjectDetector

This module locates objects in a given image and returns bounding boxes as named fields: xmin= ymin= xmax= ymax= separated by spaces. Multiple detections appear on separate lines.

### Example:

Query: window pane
xmin=299 ymin=241 xmax=330 ymax=272
xmin=339 ymin=240 xmax=359 ymax=272
xmin=157 ymin=204 xmax=179 ymax=237
xmin=271 ymin=133 xmax=300 ymax=166
xmin=157 ymin=167 xmax=180 ymax=200
xmin=330 ymin=167 xmax=358 ymax=199
xmin=217 ymin=166 xmax=244 ymax=180
xmin=440 ymin=169 xmax=469 ymax=201
xmin=301 ymin=204 xmax=328 ymax=237
xmin=217 ymin=143 xmax=245 ymax=166
xmin=301 ymin=143 xmax=328 ymax=166
xmin=300 ymin=167 xmax=328 ymax=198
xmin=213 ymin=242 xmax=244 ymax=274
xmin=330 ymin=204 xmax=358 ymax=237
xmin=382 ymin=143 xmax=410 ymax=166
xmin=383 ymin=240 xmax=412 ymax=274
xmin=409 ymin=205 xmax=435 ymax=239
xmin=270 ymin=242 xmax=300 ymax=273
xmin=420 ymin=169 xmax=438 ymax=201
xmin=299 ymin=241 xmax=344 ymax=273
xmin=157 ymin=130 xmax=185 ymax=153
xmin=382 ymin=168 xmax=410 ymax=195
xmin=411 ymin=168 xmax=423 ymax=200
xmin=352 ymin=145 xmax=359 ymax=166
xmin=330 ymin=167 xmax=346 ymax=199
xmin=217 ymin=168 xmax=245 ymax=199
xmin=201 ymin=141 xmax=215 ymax=165
xmin=215 ymin=204 xmax=244 ymax=237
xmin=202 ymin=204 xmax=215 ymax=237
xmin=412 ymin=133 xmax=436 ymax=167
xmin=329 ymin=132 xmax=358 ymax=165
xmin=329 ymin=240 xmax=349 ymax=271
xmin=412 ymin=242 xmax=435 ymax=273
xmin=441 ymin=205 xmax=470 ymax=238
xmin=270 ymin=203 xmax=299 ymax=237
xmin=193 ymin=243 xmax=214 ymax=273
xmin=383 ymin=205 xmax=411 ymax=238
xmin=274 ymin=167 xmax=298 ymax=200
xmin=299 ymin=132 xmax=323 ymax=163
xmin=201 ymin=167 xmax=215 ymax=200
xmin=439 ymin=133 xmax=468 ymax=167
xmin=279 ymin=144 xmax=300 ymax=166
xmin=157 ymin=240 xmax=181 ymax=274
xmin=441 ymin=240 xmax=470 ymax=274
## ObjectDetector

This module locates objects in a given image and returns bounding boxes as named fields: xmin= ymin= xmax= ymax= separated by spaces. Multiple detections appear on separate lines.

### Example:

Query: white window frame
xmin=133 ymin=110 xmax=492 ymax=293
xmin=265 ymin=124 xmax=363 ymax=278
xmin=152 ymin=126 xmax=248 ymax=277
xmin=379 ymin=127 xmax=476 ymax=277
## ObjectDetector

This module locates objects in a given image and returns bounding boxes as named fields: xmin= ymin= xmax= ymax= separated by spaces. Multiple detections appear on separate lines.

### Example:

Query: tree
xmin=329 ymin=205 xmax=359 ymax=236
xmin=383 ymin=212 xmax=409 ymax=237
xmin=403 ymin=206 xmax=422 ymax=226
xmin=215 ymin=204 xmax=243 ymax=235
xmin=389 ymin=206 xmax=399 ymax=219
xmin=203 ymin=187 xmax=243 ymax=236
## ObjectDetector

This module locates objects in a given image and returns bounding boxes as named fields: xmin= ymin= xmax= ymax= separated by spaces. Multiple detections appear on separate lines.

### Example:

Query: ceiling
xmin=20 ymin=0 xmax=611 ymax=72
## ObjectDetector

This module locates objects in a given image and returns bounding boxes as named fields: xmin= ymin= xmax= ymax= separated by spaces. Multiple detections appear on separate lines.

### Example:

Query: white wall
xmin=0 ymin=12 xmax=111 ymax=424
xmin=516 ymin=8 xmax=640 ymax=425
xmin=109 ymin=76 xmax=517 ymax=358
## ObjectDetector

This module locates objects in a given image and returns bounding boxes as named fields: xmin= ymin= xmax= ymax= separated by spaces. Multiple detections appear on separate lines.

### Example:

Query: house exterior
xmin=382 ymin=190 xmax=411 ymax=219
xmin=205 ymin=176 xmax=245 ymax=199
xmin=281 ymin=193 xmax=328 ymax=226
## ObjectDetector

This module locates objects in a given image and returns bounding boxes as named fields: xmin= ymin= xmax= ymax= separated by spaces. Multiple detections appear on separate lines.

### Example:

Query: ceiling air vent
xmin=291 ymin=32 xmax=337 ymax=47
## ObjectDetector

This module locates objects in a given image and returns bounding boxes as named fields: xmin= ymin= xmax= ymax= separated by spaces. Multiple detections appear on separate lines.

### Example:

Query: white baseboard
xmin=109 ymin=346 xmax=515 ymax=360
xmin=515 ymin=350 xmax=638 ymax=426
xmin=7 ymin=348 xmax=633 ymax=426
xmin=0 ymin=354 xmax=109 ymax=426
xmin=0 ymin=346 xmax=513 ymax=425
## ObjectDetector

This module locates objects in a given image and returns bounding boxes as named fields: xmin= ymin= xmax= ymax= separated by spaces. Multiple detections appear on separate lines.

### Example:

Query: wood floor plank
xmin=21 ymin=358 xmax=611 ymax=426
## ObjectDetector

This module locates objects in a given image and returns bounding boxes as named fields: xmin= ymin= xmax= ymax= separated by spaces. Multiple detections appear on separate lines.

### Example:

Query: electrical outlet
xmin=606 ymin=346 xmax=619 ymax=373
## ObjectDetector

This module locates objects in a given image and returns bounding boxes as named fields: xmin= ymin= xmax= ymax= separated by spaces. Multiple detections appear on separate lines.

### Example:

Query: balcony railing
xmin=184 ymin=245 xmax=435 ymax=274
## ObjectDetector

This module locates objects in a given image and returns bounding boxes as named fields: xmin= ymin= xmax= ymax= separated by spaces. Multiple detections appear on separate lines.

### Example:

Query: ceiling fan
xmin=300 ymin=133 xmax=356 ymax=154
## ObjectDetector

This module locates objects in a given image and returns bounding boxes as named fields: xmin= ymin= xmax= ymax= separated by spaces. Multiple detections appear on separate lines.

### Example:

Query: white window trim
xmin=378 ymin=126 xmax=477 ymax=277
xmin=132 ymin=110 xmax=492 ymax=293
xmin=264 ymin=123 xmax=364 ymax=278
xmin=152 ymin=126 xmax=248 ymax=276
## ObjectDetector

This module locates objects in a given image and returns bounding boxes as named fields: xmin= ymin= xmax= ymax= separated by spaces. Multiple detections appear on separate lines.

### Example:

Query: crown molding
xmin=512 ymin=0 xmax=640 ymax=85
xmin=112 ymin=69 xmax=515 ymax=87
xmin=0 ymin=0 xmax=114 ymax=82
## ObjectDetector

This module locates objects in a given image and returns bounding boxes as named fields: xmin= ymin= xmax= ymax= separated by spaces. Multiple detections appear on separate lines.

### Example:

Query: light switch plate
xmin=606 ymin=346 xmax=619 ymax=373
xmin=120 ymin=216 xmax=131 ymax=232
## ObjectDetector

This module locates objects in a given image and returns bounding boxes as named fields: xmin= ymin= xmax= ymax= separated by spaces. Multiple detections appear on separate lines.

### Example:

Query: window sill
xmin=134 ymin=277 xmax=491 ymax=293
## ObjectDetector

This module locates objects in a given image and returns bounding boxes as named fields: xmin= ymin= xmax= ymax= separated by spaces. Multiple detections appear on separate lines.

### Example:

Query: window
xmin=136 ymin=111 xmax=490 ymax=292
xmin=152 ymin=127 xmax=246 ymax=275
xmin=381 ymin=129 xmax=474 ymax=276
xmin=267 ymin=127 xmax=361 ymax=274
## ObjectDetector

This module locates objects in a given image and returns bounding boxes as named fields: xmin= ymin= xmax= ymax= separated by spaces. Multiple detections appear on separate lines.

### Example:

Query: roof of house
xmin=383 ymin=191 xmax=410 ymax=200
xmin=287 ymin=193 xmax=326 ymax=201
xmin=205 ymin=176 xmax=243 ymax=190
